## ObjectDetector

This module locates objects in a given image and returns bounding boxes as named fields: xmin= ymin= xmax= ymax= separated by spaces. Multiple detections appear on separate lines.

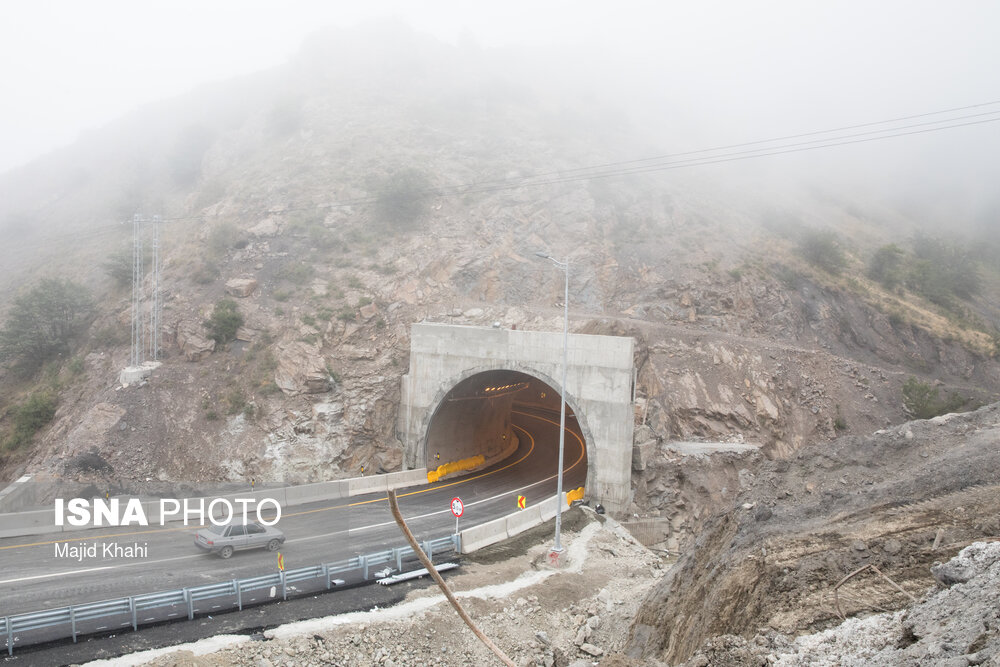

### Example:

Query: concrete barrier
xmin=285 ymin=480 xmax=348 ymax=506
xmin=348 ymin=475 xmax=389 ymax=497
xmin=538 ymin=495 xmax=561 ymax=522
xmin=505 ymin=504 xmax=543 ymax=537
xmin=0 ymin=475 xmax=38 ymax=513
xmin=0 ymin=508 xmax=57 ymax=538
xmin=385 ymin=469 xmax=428 ymax=492
xmin=459 ymin=516 xmax=509 ymax=553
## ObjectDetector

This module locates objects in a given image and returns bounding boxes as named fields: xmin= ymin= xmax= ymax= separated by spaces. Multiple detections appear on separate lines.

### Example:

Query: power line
xmin=153 ymin=99 xmax=1000 ymax=225
xmin=428 ymin=100 xmax=1000 ymax=195
xmin=9 ymin=100 xmax=1000 ymax=236
xmin=454 ymin=116 xmax=1000 ymax=195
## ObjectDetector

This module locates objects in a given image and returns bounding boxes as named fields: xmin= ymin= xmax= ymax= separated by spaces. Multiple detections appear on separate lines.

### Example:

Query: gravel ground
xmin=80 ymin=507 xmax=668 ymax=667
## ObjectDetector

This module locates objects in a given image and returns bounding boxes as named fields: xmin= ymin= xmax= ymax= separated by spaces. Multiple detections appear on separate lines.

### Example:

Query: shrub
xmin=67 ymin=356 xmax=85 ymax=377
xmin=225 ymin=389 xmax=247 ymax=415
xmin=372 ymin=168 xmax=432 ymax=227
xmin=204 ymin=299 xmax=244 ymax=344
xmin=277 ymin=262 xmax=314 ymax=285
xmin=102 ymin=248 xmax=136 ymax=287
xmin=833 ymin=405 xmax=847 ymax=432
xmin=868 ymin=244 xmax=905 ymax=289
xmin=902 ymin=377 xmax=966 ymax=419
xmin=905 ymin=235 xmax=980 ymax=309
xmin=3 ymin=392 xmax=58 ymax=451
xmin=190 ymin=260 xmax=219 ymax=285
xmin=0 ymin=278 xmax=94 ymax=376
xmin=798 ymin=229 xmax=847 ymax=275
xmin=207 ymin=223 xmax=247 ymax=256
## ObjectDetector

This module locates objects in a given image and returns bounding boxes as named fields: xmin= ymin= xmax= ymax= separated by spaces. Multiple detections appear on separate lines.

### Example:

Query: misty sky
xmin=2 ymin=0 xmax=999 ymax=207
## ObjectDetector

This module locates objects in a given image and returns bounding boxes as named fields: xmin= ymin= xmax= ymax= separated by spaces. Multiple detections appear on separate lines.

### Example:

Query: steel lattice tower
xmin=129 ymin=213 xmax=163 ymax=366
xmin=130 ymin=213 xmax=144 ymax=366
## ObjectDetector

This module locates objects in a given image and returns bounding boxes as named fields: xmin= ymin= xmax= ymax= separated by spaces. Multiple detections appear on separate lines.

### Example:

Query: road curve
xmin=0 ymin=408 xmax=586 ymax=618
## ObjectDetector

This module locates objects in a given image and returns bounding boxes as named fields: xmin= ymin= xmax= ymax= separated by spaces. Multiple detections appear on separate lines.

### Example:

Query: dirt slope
xmin=628 ymin=403 xmax=1000 ymax=665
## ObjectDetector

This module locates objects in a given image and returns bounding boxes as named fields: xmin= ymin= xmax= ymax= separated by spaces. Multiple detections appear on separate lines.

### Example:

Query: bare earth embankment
xmin=76 ymin=403 xmax=1000 ymax=667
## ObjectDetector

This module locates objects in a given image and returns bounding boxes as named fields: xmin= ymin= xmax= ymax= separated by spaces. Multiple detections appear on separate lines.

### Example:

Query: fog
xmin=2 ymin=0 xmax=998 ymax=224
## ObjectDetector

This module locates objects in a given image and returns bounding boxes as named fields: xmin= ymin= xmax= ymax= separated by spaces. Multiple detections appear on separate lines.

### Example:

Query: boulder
xmin=249 ymin=218 xmax=280 ymax=237
xmin=225 ymin=278 xmax=258 ymax=298
xmin=175 ymin=320 xmax=215 ymax=361
xmin=275 ymin=340 xmax=330 ymax=396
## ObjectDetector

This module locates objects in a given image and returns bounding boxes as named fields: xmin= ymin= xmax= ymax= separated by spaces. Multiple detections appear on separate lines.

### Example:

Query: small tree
xmin=868 ymin=244 xmax=905 ymax=289
xmin=204 ymin=299 xmax=244 ymax=344
xmin=0 ymin=279 xmax=94 ymax=375
xmin=102 ymin=248 xmax=137 ymax=287
xmin=798 ymin=229 xmax=847 ymax=275
xmin=3 ymin=392 xmax=58 ymax=451
xmin=908 ymin=235 xmax=981 ymax=306
xmin=902 ymin=377 xmax=966 ymax=419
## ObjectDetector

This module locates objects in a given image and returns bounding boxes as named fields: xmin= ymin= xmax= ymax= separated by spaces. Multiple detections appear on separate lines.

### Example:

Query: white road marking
xmin=0 ymin=566 xmax=113 ymax=584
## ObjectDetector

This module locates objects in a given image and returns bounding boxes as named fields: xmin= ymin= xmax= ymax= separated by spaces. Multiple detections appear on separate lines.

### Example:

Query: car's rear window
xmin=207 ymin=524 xmax=226 ymax=535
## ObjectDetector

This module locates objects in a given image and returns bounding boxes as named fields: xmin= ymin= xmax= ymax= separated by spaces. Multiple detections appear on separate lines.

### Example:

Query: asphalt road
xmin=0 ymin=408 xmax=586 ymax=619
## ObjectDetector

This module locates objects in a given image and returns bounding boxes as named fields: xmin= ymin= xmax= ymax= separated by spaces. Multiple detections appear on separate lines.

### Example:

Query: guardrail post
xmin=360 ymin=555 xmax=368 ymax=580
xmin=70 ymin=606 xmax=77 ymax=643
xmin=130 ymin=596 xmax=137 ymax=631
xmin=323 ymin=564 xmax=330 ymax=590
xmin=237 ymin=581 xmax=243 ymax=611
xmin=395 ymin=547 xmax=403 ymax=572
xmin=280 ymin=571 xmax=287 ymax=601
xmin=231 ymin=580 xmax=239 ymax=611
xmin=184 ymin=588 xmax=193 ymax=620
xmin=423 ymin=539 xmax=433 ymax=560
xmin=6 ymin=616 xmax=12 ymax=656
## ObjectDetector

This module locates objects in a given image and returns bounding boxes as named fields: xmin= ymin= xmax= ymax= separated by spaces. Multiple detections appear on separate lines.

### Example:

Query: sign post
xmin=451 ymin=496 xmax=464 ymax=535
xmin=277 ymin=552 xmax=286 ymax=600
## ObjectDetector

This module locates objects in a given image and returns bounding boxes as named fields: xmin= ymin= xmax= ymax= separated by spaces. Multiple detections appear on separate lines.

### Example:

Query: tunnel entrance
xmin=423 ymin=370 xmax=584 ymax=475
xmin=399 ymin=323 xmax=634 ymax=514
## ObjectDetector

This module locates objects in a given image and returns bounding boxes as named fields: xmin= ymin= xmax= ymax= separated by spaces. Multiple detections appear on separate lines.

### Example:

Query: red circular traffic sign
xmin=450 ymin=497 xmax=464 ymax=518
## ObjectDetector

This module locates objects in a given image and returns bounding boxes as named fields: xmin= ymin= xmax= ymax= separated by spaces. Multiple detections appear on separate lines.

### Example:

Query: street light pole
xmin=535 ymin=252 xmax=569 ymax=555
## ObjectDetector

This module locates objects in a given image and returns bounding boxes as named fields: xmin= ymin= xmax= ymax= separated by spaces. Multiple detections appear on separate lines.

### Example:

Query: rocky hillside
xmin=0 ymin=23 xmax=998 ymax=499
xmin=628 ymin=402 xmax=1000 ymax=665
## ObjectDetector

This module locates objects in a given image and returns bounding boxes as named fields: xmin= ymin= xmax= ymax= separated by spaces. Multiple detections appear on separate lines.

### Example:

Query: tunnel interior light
xmin=479 ymin=381 xmax=530 ymax=397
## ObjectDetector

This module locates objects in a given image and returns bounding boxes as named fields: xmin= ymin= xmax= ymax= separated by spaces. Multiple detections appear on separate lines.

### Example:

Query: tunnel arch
xmin=398 ymin=323 xmax=634 ymax=514
xmin=418 ymin=365 xmax=596 ymax=476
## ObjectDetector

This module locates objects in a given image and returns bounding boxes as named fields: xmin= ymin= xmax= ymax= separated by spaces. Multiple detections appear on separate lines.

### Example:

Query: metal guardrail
xmin=2 ymin=534 xmax=459 ymax=656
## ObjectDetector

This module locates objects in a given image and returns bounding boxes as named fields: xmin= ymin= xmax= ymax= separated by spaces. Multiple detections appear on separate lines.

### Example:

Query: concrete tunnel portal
xmin=422 ymin=369 xmax=587 ymax=474
xmin=399 ymin=323 xmax=635 ymax=515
